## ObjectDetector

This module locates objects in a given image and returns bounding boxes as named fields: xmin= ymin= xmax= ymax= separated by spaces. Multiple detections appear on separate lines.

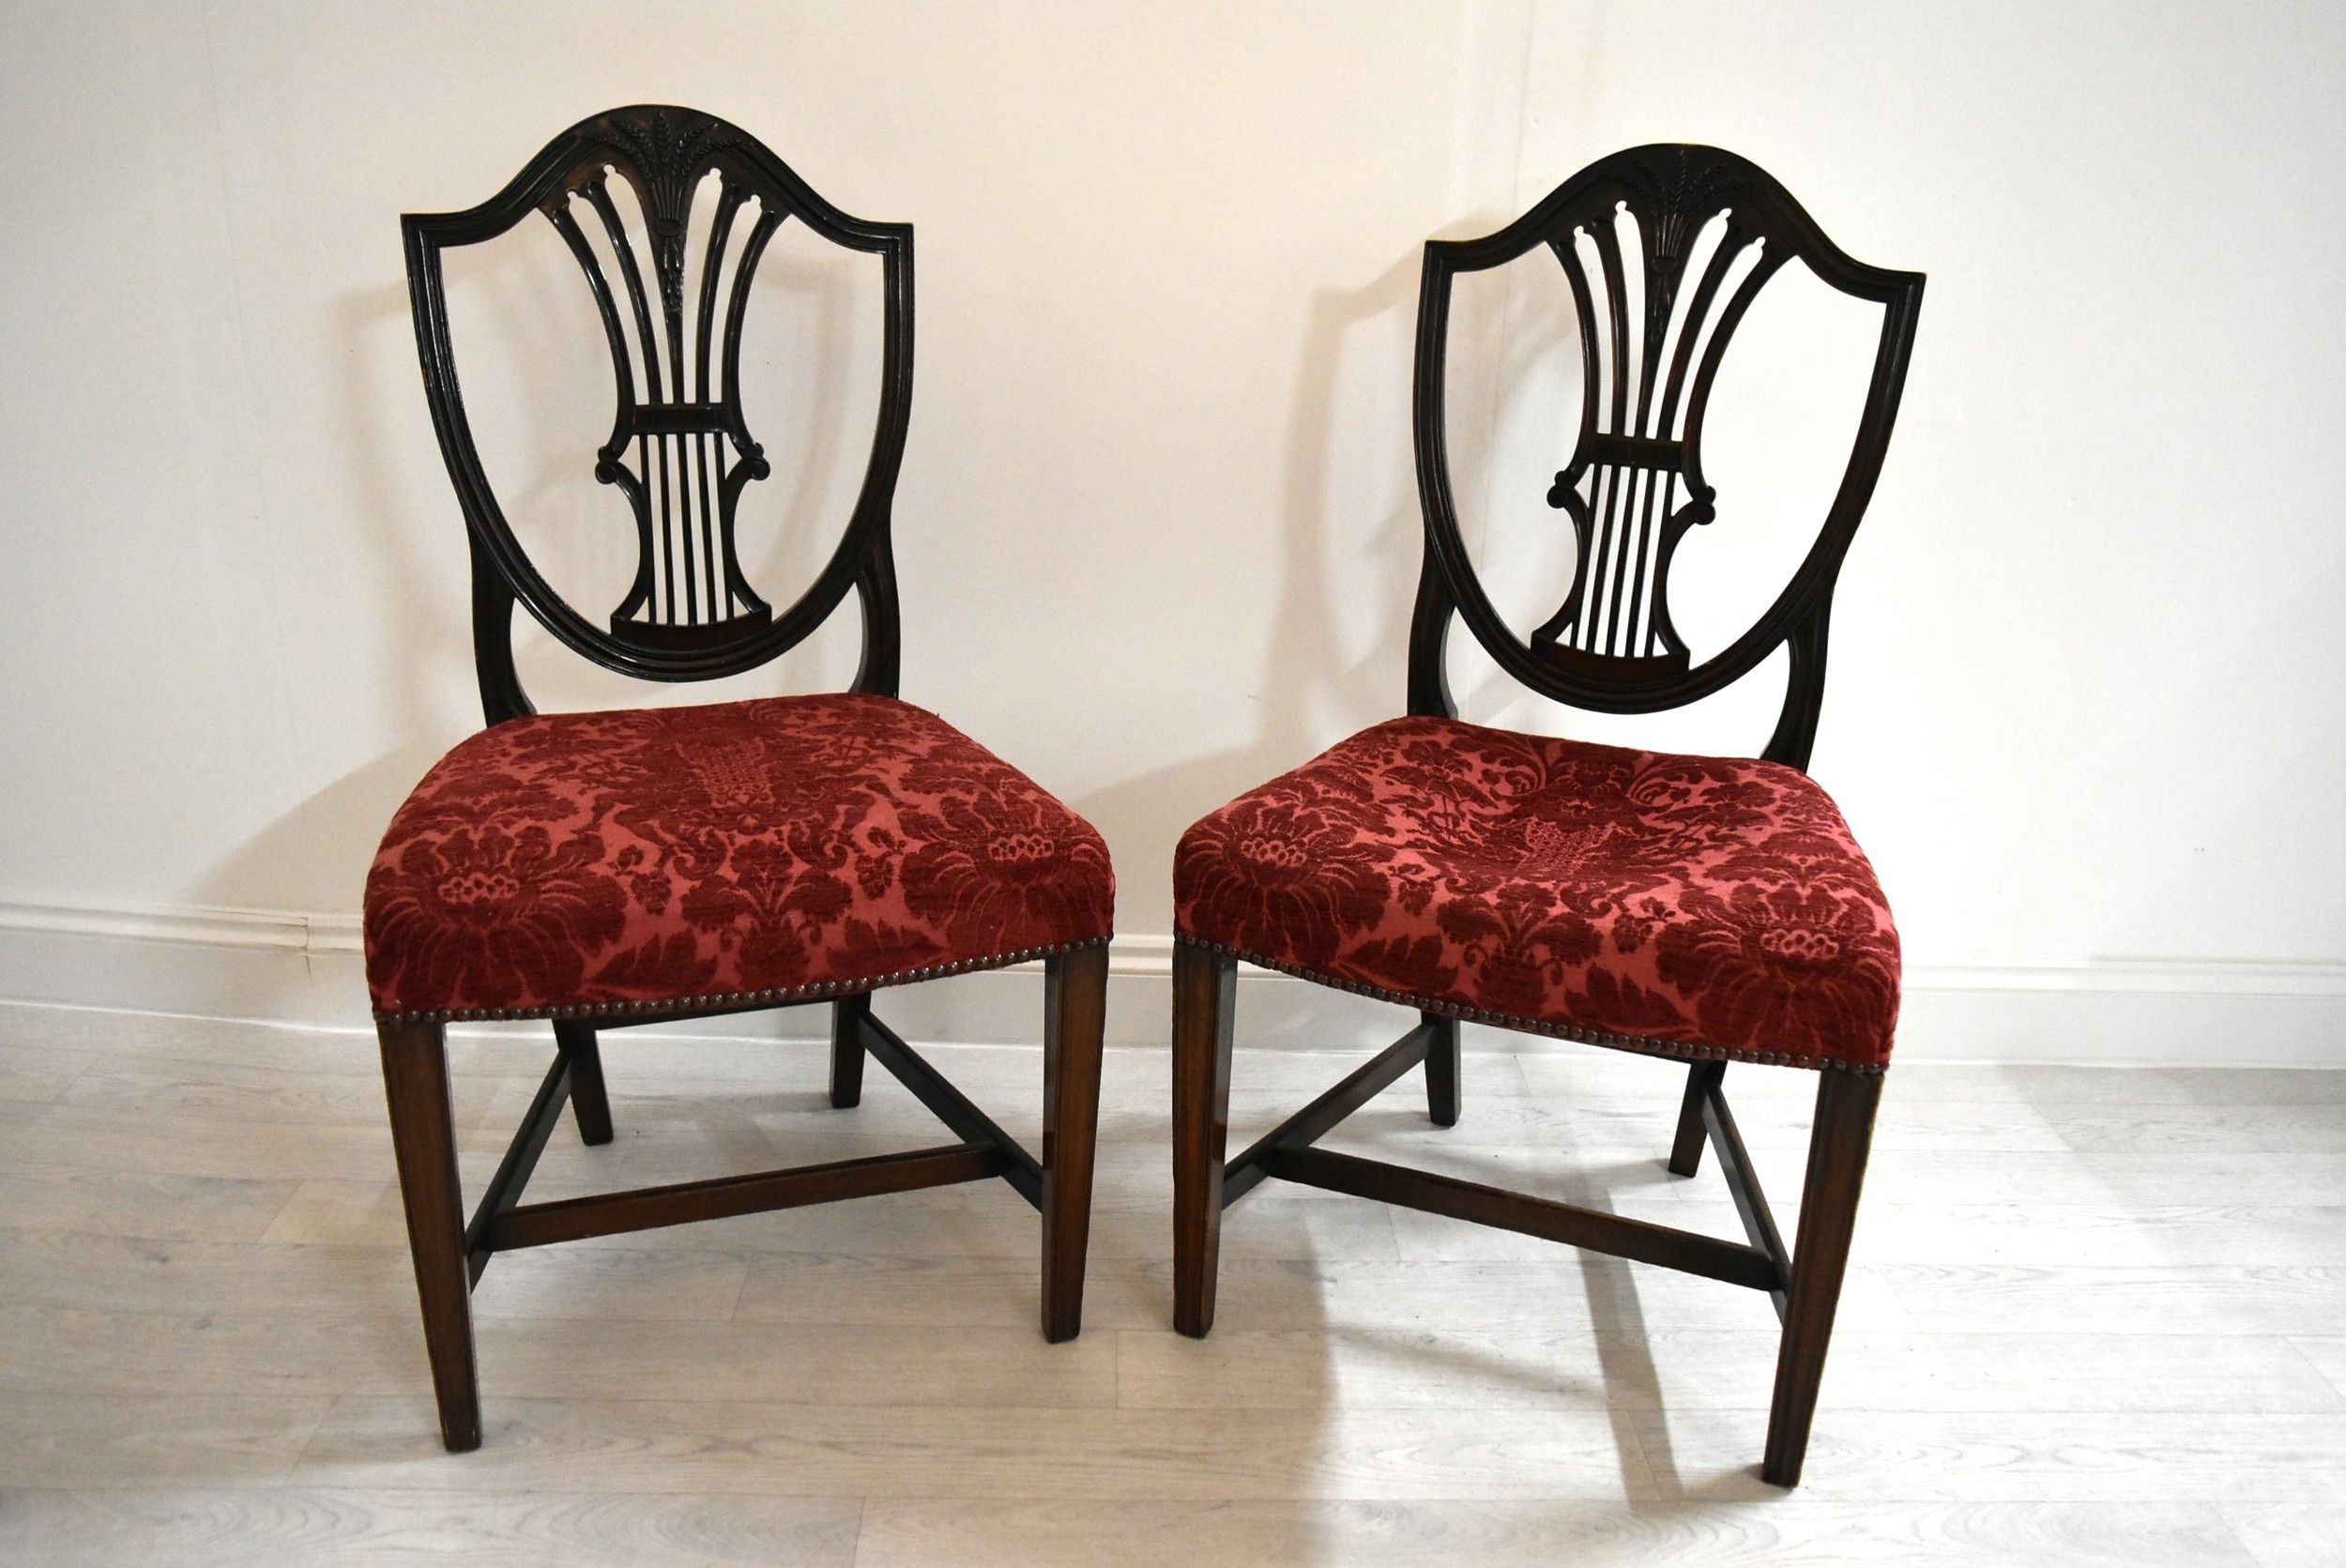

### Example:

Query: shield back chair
xmin=372 ymin=106 xmax=1113 ymax=1453
xmin=1170 ymin=145 xmax=1922 ymax=1488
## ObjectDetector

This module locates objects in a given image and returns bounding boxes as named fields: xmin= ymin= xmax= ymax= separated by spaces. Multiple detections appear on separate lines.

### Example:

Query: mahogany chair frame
xmin=1171 ymin=145 xmax=1922 ymax=1487
xmin=386 ymin=106 xmax=1106 ymax=1453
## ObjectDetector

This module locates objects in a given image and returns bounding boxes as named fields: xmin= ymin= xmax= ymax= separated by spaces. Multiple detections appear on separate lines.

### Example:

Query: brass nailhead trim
xmin=1176 ymin=934 xmax=1888 ymax=1076
xmin=376 ymin=935 xmax=1113 ymax=1027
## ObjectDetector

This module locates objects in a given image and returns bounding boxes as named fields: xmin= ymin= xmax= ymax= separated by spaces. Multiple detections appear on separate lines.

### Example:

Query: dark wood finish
xmin=1667 ymin=1060 xmax=1724 ymax=1178
xmin=487 ymin=1143 xmax=1003 ymax=1251
xmin=1763 ymin=1068 xmax=1883 ymax=1487
xmin=1223 ymin=1020 xmax=1437 ymax=1205
xmin=1763 ymin=602 xmax=1835 ymax=772
xmin=1258 ymin=1146 xmax=1782 ymax=1293
xmin=553 ymin=1020 xmax=615 ymax=1145
xmin=376 ymin=1020 xmax=480 ymax=1453
xmin=858 ymin=1009 xmax=1044 ymax=1207
xmin=1187 ymin=145 xmax=1917 ymax=1487
xmin=1423 ymin=1012 xmax=1460 ymax=1127
xmin=829 ymin=994 xmax=869 ymax=1109
xmin=467 ymin=530 xmax=532 ymax=724
xmin=404 ymin=104 xmax=914 ymax=711
xmin=380 ymin=109 xmax=1109 ymax=1453
xmin=1700 ymin=1073 xmax=1794 ymax=1317
xmin=1406 ymin=144 xmax=1925 ymax=775
xmin=1171 ymin=944 xmax=1237 ymax=1338
xmin=1041 ymin=946 xmax=1108 ymax=1342
xmin=463 ymin=1052 xmax=573 ymax=1286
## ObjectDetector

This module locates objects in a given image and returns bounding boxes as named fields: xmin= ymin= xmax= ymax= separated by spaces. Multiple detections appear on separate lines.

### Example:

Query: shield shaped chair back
xmin=404 ymin=104 xmax=913 ymax=724
xmin=1409 ymin=144 xmax=1924 ymax=769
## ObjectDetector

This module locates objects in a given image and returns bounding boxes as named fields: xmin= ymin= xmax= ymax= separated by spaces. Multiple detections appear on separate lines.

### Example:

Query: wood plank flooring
xmin=0 ymin=1005 xmax=2340 ymax=1564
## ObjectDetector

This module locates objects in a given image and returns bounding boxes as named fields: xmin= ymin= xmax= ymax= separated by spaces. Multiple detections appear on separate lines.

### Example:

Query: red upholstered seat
xmin=367 ymin=693 xmax=1115 ymax=1021
xmin=1174 ymin=716 xmax=1898 ymax=1071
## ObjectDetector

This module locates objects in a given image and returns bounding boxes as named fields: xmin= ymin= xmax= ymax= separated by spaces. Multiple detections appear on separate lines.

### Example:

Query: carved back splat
xmin=404 ymin=106 xmax=912 ymax=723
xmin=1409 ymin=145 xmax=1923 ymax=769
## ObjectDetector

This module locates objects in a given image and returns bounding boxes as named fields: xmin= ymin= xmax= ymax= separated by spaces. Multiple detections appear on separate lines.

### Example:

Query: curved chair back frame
xmin=1408 ymin=145 xmax=1923 ymax=770
xmin=404 ymin=104 xmax=913 ymax=724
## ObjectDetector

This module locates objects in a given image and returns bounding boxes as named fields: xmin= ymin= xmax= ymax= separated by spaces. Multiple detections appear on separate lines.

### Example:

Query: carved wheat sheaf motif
xmin=539 ymin=106 xmax=782 ymax=649
xmin=1532 ymin=147 xmax=1785 ymax=676
xmin=587 ymin=108 xmax=733 ymax=323
xmin=406 ymin=104 xmax=916 ymax=720
xmin=1623 ymin=145 xmax=1741 ymax=310
xmin=1407 ymin=145 xmax=1924 ymax=770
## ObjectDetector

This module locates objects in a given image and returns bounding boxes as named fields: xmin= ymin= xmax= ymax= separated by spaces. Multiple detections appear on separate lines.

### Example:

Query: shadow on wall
xmin=1068 ymin=249 xmax=1430 ymax=936
xmin=192 ymin=742 xmax=452 ymax=920
xmin=1069 ymin=193 xmax=1592 ymax=936
xmin=335 ymin=276 xmax=478 ymax=745
xmin=190 ymin=275 xmax=467 ymax=940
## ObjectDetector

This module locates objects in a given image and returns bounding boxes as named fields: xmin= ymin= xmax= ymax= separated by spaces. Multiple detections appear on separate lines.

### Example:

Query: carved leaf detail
xmin=586 ymin=107 xmax=739 ymax=325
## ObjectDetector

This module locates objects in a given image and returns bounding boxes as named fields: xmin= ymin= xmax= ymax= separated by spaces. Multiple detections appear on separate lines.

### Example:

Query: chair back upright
xmin=1408 ymin=145 xmax=1924 ymax=770
xmin=403 ymin=104 xmax=914 ymax=724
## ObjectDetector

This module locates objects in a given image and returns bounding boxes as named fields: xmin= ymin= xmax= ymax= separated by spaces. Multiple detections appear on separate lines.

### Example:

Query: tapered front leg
xmin=1041 ymin=945 xmax=1108 ymax=1342
xmin=552 ymin=1020 xmax=614 ymax=1146
xmin=1171 ymin=943 xmax=1237 ymax=1337
xmin=830 ymin=993 xmax=870 ymax=1109
xmin=377 ymin=1018 xmax=480 ymax=1452
xmin=1668 ymin=1060 xmax=1726 ymax=1178
xmin=1762 ymin=1066 xmax=1883 ymax=1487
xmin=1423 ymin=1012 xmax=1460 ymax=1127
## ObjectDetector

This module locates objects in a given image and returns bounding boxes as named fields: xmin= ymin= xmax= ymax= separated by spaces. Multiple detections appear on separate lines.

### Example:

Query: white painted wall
xmin=3 ymin=2 xmax=2341 ymax=1059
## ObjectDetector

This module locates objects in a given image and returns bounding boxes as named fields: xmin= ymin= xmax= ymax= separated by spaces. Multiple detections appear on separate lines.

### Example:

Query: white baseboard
xmin=1 ymin=900 xmax=2342 ymax=1066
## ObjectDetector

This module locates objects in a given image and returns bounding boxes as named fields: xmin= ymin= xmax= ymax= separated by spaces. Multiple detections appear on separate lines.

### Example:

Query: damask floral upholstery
xmin=1174 ymin=716 xmax=1898 ymax=1071
xmin=366 ymin=693 xmax=1115 ymax=1022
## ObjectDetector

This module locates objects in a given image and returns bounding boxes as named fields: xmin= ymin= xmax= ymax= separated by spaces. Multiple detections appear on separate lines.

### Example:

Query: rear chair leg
xmin=1761 ymin=1066 xmax=1884 ymax=1487
xmin=1041 ymin=946 xmax=1108 ymax=1342
xmin=1423 ymin=1012 xmax=1460 ymax=1127
xmin=1668 ymin=1060 xmax=1727 ymax=1177
xmin=830 ymin=993 xmax=870 ymax=1109
xmin=552 ymin=1020 xmax=614 ymax=1146
xmin=377 ymin=1019 xmax=481 ymax=1453
xmin=1171 ymin=943 xmax=1237 ymax=1337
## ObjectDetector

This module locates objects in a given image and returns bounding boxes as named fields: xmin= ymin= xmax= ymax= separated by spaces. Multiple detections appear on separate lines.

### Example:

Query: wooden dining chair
xmin=1170 ymin=145 xmax=1922 ymax=1487
xmin=371 ymin=106 xmax=1113 ymax=1453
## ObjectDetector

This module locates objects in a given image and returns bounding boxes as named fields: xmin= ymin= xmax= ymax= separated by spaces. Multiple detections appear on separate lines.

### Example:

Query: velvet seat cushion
xmin=1174 ymin=716 xmax=1898 ymax=1071
xmin=366 ymin=693 xmax=1114 ymax=1022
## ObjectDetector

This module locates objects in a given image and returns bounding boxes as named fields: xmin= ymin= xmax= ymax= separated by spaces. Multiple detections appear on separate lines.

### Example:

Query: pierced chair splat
xmin=1168 ymin=145 xmax=1922 ymax=1489
xmin=372 ymin=105 xmax=1113 ymax=1454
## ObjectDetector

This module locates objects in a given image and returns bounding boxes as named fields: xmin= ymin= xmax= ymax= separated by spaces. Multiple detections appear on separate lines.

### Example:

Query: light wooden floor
xmin=2 ymin=1003 xmax=2343 ymax=1566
